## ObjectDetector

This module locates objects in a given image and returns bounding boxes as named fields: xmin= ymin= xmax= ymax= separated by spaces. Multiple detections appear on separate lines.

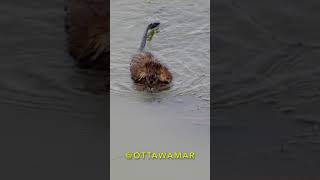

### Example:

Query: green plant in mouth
xmin=147 ymin=27 xmax=160 ymax=42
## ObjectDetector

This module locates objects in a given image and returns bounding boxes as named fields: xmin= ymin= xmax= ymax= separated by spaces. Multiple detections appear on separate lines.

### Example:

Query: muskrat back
xmin=65 ymin=0 xmax=109 ymax=70
xmin=130 ymin=22 xmax=173 ymax=92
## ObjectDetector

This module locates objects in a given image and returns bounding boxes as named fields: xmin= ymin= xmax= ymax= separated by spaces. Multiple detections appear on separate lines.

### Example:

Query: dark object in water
xmin=64 ymin=0 xmax=109 ymax=70
xmin=130 ymin=22 xmax=173 ymax=92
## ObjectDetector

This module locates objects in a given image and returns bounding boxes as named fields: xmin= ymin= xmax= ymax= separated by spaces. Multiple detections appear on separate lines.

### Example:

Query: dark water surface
xmin=213 ymin=0 xmax=320 ymax=176
xmin=0 ymin=1 xmax=107 ymax=179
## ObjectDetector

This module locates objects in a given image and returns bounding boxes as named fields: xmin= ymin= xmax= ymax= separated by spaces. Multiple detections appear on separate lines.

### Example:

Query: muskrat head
xmin=145 ymin=73 xmax=158 ymax=89
xmin=140 ymin=61 xmax=172 ymax=91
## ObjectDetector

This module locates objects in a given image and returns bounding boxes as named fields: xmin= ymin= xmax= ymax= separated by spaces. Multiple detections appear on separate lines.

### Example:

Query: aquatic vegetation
xmin=147 ymin=27 xmax=160 ymax=42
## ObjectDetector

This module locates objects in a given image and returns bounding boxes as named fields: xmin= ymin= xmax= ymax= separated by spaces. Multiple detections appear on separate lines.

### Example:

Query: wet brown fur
xmin=65 ymin=0 xmax=109 ymax=70
xmin=130 ymin=52 xmax=172 ymax=91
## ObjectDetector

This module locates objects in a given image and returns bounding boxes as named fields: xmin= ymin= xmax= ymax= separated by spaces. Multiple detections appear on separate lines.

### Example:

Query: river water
xmin=110 ymin=0 xmax=210 ymax=179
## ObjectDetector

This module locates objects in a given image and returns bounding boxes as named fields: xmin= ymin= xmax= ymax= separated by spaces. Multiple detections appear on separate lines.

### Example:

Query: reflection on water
xmin=110 ymin=0 xmax=210 ymax=179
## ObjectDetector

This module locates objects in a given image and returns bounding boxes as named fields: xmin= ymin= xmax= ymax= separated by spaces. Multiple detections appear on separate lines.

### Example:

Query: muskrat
xmin=65 ymin=0 xmax=109 ymax=70
xmin=130 ymin=22 xmax=173 ymax=92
